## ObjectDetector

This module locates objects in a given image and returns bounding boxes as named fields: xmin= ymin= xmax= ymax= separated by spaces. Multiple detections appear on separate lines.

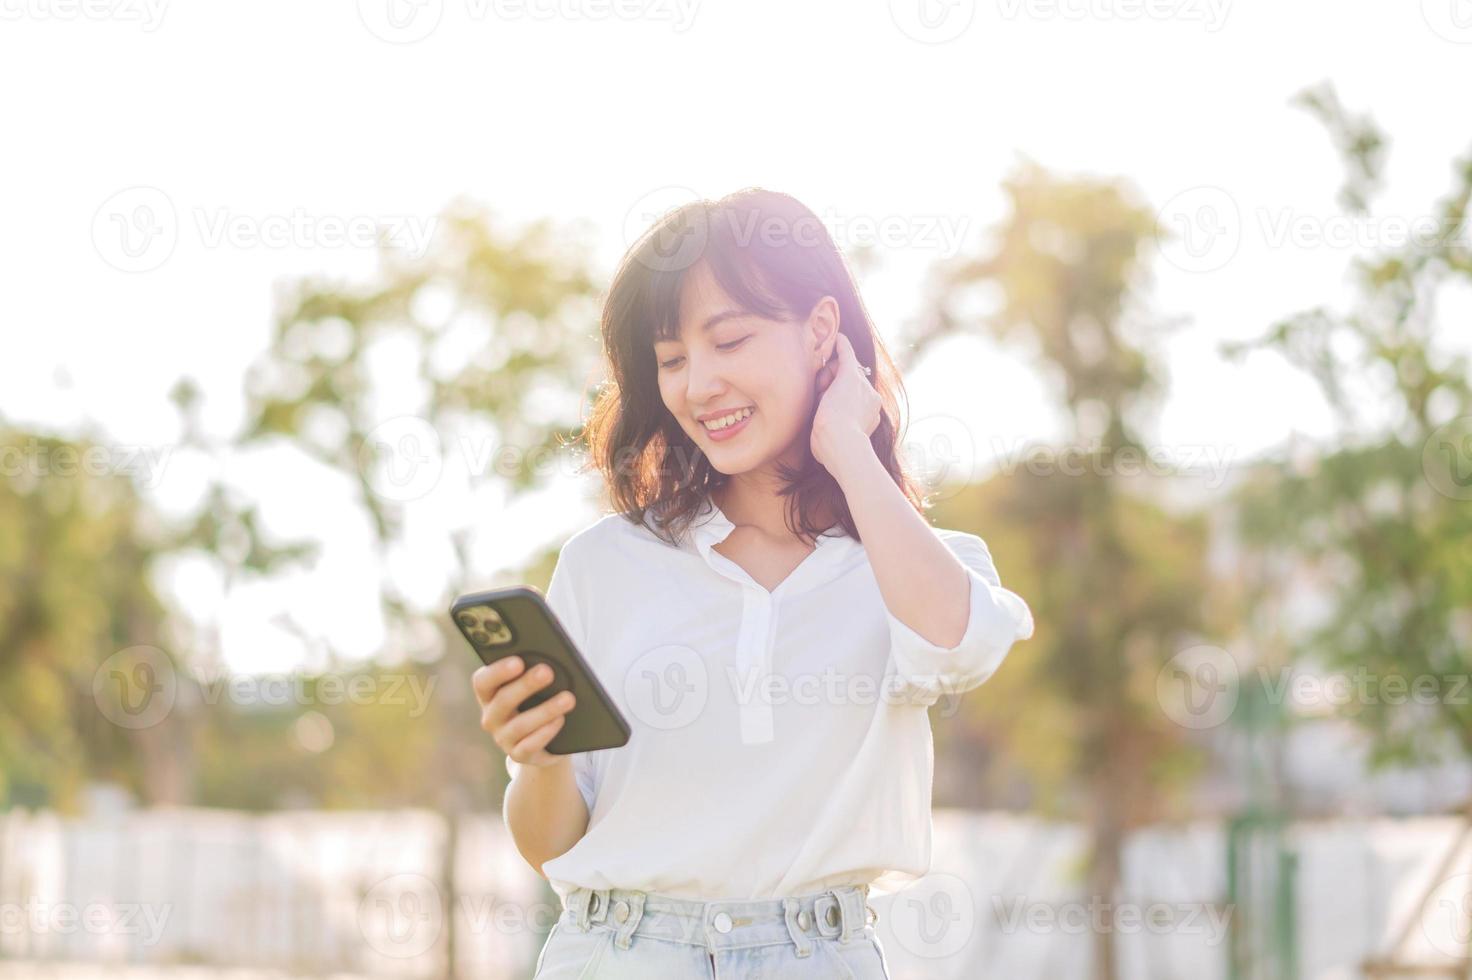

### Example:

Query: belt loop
xmin=572 ymin=888 xmax=591 ymax=931
xmin=814 ymin=894 xmax=841 ymax=938
xmin=613 ymin=891 xmax=645 ymax=950
xmin=782 ymin=897 xmax=813 ymax=958
xmin=844 ymin=886 xmax=870 ymax=942
xmin=589 ymin=887 xmax=611 ymax=925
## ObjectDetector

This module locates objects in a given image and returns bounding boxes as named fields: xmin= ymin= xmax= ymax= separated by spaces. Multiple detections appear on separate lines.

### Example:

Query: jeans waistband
xmin=563 ymin=883 xmax=875 ymax=958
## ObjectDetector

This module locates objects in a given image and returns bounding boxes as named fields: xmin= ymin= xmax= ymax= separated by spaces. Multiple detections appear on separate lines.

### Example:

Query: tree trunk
xmin=1088 ymin=763 xmax=1124 ymax=980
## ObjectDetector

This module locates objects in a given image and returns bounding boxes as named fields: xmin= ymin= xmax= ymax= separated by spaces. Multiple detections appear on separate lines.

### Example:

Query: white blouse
xmin=508 ymin=495 xmax=1035 ymax=902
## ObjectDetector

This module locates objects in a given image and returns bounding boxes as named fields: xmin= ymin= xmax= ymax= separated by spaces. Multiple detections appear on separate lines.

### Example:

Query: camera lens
xmin=471 ymin=630 xmax=490 ymax=646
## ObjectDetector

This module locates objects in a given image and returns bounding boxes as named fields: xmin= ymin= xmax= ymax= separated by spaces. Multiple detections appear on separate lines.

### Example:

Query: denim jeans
xmin=532 ymin=883 xmax=893 ymax=978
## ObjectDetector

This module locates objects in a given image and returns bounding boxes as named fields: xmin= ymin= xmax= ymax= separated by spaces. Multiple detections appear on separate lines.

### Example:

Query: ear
xmin=805 ymin=296 xmax=842 ymax=370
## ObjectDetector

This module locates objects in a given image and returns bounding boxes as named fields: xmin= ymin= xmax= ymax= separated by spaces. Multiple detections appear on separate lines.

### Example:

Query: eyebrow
xmin=657 ymin=308 xmax=750 ymax=344
xmin=702 ymin=309 xmax=749 ymax=332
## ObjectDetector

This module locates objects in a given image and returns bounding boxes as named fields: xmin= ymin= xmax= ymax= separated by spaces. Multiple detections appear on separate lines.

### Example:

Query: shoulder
xmin=556 ymin=510 xmax=671 ymax=567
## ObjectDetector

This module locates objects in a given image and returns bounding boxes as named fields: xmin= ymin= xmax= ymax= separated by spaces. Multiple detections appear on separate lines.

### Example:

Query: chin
xmin=703 ymin=452 xmax=757 ymax=477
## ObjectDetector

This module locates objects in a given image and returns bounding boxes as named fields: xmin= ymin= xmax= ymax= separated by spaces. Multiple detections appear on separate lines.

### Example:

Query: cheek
xmin=756 ymin=365 xmax=816 ymax=425
xmin=750 ymin=343 xmax=808 ymax=400
xmin=657 ymin=375 xmax=683 ymax=412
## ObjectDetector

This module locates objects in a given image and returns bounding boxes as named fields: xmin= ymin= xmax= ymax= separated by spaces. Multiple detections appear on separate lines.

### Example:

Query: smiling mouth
xmin=700 ymin=406 xmax=755 ymax=432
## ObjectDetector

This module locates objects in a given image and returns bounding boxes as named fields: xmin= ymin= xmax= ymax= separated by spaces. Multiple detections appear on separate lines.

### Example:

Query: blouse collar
xmin=689 ymin=495 xmax=733 ymax=558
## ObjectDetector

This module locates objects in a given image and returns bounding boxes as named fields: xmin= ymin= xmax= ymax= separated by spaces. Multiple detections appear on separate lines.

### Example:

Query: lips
xmin=701 ymin=406 xmax=755 ymax=442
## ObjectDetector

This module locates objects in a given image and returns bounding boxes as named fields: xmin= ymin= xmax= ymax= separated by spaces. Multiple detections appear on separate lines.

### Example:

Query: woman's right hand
xmin=474 ymin=657 xmax=577 ymax=769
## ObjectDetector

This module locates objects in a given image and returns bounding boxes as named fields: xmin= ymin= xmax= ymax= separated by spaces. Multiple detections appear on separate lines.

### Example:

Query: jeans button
xmin=713 ymin=911 xmax=733 ymax=933
xmin=797 ymin=909 xmax=811 ymax=930
xmin=614 ymin=900 xmax=629 ymax=923
xmin=824 ymin=904 xmax=840 ymax=928
xmin=589 ymin=893 xmax=601 ymax=915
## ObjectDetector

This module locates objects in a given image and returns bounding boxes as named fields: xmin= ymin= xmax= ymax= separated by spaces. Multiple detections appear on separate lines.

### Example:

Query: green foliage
xmin=1223 ymin=83 xmax=1472 ymax=767
xmin=922 ymin=163 xmax=1213 ymax=815
xmin=1 ymin=200 xmax=605 ymax=813
xmin=0 ymin=426 xmax=172 ymax=809
xmin=191 ymin=201 xmax=603 ymax=810
xmin=920 ymin=163 xmax=1218 ymax=979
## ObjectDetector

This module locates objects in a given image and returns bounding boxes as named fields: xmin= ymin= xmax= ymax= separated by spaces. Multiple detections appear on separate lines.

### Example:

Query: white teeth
xmin=702 ymin=407 xmax=753 ymax=430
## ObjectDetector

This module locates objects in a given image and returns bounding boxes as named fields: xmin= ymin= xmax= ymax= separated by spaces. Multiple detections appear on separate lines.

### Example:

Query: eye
xmin=657 ymin=336 xmax=751 ymax=371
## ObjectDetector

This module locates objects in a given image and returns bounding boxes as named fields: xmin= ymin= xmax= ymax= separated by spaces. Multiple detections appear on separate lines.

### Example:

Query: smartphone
xmin=451 ymin=586 xmax=630 ymax=755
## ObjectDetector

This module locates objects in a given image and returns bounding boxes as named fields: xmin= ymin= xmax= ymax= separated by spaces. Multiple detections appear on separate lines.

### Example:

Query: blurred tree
xmin=1223 ymin=83 xmax=1472 ymax=771
xmin=1218 ymin=80 xmax=1472 ymax=979
xmin=0 ymin=403 xmax=338 ymax=809
xmin=201 ymin=196 xmax=605 ymax=815
xmin=913 ymin=163 xmax=1218 ymax=980
xmin=0 ymin=426 xmax=167 ymax=809
xmin=2 ymin=198 xmax=604 ymax=825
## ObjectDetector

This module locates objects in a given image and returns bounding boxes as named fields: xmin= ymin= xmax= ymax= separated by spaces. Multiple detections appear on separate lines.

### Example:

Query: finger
xmin=497 ymin=688 xmax=576 ymax=749
xmin=473 ymin=656 xmax=524 ymax=706
xmin=509 ymin=714 xmax=566 ymax=762
xmin=489 ymin=661 xmax=558 ymax=718
xmin=837 ymin=333 xmax=870 ymax=378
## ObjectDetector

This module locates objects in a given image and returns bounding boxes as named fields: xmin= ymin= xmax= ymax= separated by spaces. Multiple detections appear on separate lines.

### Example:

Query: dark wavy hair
xmin=582 ymin=187 xmax=927 ymax=548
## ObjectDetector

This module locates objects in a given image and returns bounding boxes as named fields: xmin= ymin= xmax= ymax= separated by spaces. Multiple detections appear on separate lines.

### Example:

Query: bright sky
xmin=4 ymin=0 xmax=1471 ymax=673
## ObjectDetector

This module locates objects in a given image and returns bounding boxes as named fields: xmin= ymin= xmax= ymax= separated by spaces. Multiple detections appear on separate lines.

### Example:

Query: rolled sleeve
xmin=572 ymin=755 xmax=597 ymax=813
xmin=886 ymin=532 xmax=1035 ymax=707
xmin=504 ymin=752 xmax=597 ymax=815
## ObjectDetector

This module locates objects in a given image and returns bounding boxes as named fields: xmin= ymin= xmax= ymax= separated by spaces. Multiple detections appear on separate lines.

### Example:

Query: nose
xmin=685 ymin=348 xmax=727 ymax=407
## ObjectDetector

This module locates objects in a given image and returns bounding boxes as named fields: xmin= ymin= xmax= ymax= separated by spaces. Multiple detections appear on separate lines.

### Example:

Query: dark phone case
xmin=451 ymin=586 xmax=630 ymax=755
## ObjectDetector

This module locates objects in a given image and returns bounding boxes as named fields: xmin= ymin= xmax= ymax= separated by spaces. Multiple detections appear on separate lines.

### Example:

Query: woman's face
xmin=654 ymin=261 xmax=839 ymax=478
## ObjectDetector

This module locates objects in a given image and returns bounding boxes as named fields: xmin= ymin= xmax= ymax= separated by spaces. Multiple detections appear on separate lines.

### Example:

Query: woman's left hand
xmin=811 ymin=332 xmax=881 ymax=474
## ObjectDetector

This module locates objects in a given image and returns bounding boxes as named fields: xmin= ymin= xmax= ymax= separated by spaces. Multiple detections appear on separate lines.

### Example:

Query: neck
xmin=713 ymin=469 xmax=791 ymax=540
xmin=712 ymin=450 xmax=839 ymax=544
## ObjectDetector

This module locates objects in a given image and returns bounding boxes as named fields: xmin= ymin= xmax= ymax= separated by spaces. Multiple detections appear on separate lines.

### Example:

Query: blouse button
xmin=825 ymin=905 xmax=840 ymax=928
xmin=589 ymin=893 xmax=601 ymax=915
xmin=613 ymin=900 xmax=629 ymax=923
xmin=712 ymin=911 xmax=734 ymax=933
xmin=797 ymin=909 xmax=811 ymax=930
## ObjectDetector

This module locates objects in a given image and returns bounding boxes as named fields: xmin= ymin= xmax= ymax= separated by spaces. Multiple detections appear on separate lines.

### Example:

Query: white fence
xmin=1 ymin=807 xmax=1468 ymax=978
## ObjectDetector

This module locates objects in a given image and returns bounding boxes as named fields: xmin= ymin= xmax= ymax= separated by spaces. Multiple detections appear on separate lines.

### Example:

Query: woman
xmin=473 ymin=188 xmax=1035 ymax=978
